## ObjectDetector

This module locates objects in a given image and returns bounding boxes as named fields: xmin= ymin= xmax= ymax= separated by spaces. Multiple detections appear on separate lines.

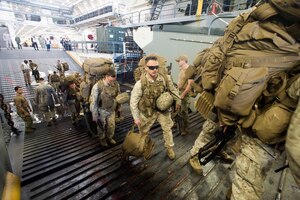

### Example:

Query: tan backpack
xmin=82 ymin=58 xmax=114 ymax=77
xmin=214 ymin=67 xmax=269 ymax=116
xmin=252 ymin=103 xmax=292 ymax=144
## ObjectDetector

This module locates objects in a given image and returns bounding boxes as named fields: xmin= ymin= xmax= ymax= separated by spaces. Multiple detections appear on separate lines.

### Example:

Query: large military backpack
xmin=62 ymin=63 xmax=69 ymax=71
xmin=82 ymin=57 xmax=114 ymax=78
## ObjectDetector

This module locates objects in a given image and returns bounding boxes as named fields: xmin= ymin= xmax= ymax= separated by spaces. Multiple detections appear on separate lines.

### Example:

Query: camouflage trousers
xmin=190 ymin=119 xmax=218 ymax=156
xmin=97 ymin=111 xmax=116 ymax=140
xmin=19 ymin=112 xmax=33 ymax=130
xmin=231 ymin=134 xmax=277 ymax=200
xmin=51 ymin=82 xmax=60 ymax=92
xmin=140 ymin=111 xmax=174 ymax=148
xmin=67 ymin=101 xmax=80 ymax=123
xmin=178 ymin=95 xmax=190 ymax=131
xmin=39 ymin=105 xmax=56 ymax=123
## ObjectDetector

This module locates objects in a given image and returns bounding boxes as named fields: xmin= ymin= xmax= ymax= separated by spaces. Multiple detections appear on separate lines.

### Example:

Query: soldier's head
xmin=105 ymin=69 xmax=116 ymax=83
xmin=39 ymin=78 xmax=45 ymax=83
xmin=175 ymin=55 xmax=188 ymax=68
xmin=29 ymin=60 xmax=33 ymax=63
xmin=68 ymin=81 xmax=76 ymax=89
xmin=24 ymin=60 xmax=28 ymax=64
xmin=53 ymin=71 xmax=57 ymax=74
xmin=145 ymin=55 xmax=159 ymax=79
xmin=14 ymin=86 xmax=23 ymax=94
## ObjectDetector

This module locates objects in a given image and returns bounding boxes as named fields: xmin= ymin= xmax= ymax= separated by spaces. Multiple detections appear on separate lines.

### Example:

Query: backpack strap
xmin=221 ymin=11 xmax=253 ymax=55
xmin=251 ymin=2 xmax=278 ymax=21
xmin=229 ymin=71 xmax=248 ymax=99
xmin=140 ymin=73 xmax=148 ymax=91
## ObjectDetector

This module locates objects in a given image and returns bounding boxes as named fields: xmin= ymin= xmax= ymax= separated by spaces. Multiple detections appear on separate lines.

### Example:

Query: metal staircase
xmin=150 ymin=0 xmax=166 ymax=20
xmin=114 ymin=29 xmax=143 ymax=83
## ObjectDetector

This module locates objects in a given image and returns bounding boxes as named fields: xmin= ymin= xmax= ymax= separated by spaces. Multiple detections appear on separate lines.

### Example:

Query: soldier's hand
xmin=175 ymin=104 xmax=181 ymax=111
xmin=134 ymin=119 xmax=141 ymax=126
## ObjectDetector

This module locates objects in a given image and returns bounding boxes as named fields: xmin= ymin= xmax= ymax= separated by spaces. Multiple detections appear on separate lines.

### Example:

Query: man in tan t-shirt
xmin=176 ymin=55 xmax=192 ymax=135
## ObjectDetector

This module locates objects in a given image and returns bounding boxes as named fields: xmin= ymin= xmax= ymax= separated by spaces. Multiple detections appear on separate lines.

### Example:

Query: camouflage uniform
xmin=190 ymin=119 xmax=219 ymax=157
xmin=231 ymin=134 xmax=278 ymax=200
xmin=285 ymin=76 xmax=300 ymax=187
xmin=29 ymin=61 xmax=40 ymax=82
xmin=35 ymin=81 xmax=58 ymax=126
xmin=90 ymin=78 xmax=120 ymax=145
xmin=130 ymin=73 xmax=181 ymax=157
xmin=65 ymin=84 xmax=81 ymax=124
xmin=56 ymin=60 xmax=65 ymax=77
xmin=14 ymin=94 xmax=34 ymax=132
xmin=177 ymin=66 xmax=190 ymax=134
xmin=49 ymin=72 xmax=61 ymax=92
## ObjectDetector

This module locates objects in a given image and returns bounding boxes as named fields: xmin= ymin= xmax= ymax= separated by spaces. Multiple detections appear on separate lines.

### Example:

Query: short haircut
xmin=14 ymin=86 xmax=22 ymax=91
xmin=39 ymin=78 xmax=44 ymax=81
xmin=106 ymin=68 xmax=116 ymax=77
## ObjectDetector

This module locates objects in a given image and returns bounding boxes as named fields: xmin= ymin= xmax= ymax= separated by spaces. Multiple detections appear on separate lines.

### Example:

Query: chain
xmin=0 ymin=94 xmax=21 ymax=135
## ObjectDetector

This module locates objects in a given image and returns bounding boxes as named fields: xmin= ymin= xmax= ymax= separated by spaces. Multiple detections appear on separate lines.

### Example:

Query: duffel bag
xmin=122 ymin=126 xmax=155 ymax=160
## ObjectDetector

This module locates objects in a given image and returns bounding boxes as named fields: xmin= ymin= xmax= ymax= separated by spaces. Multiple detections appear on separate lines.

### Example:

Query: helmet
xmin=270 ymin=0 xmax=300 ymax=22
xmin=116 ymin=92 xmax=130 ymax=104
xmin=156 ymin=92 xmax=173 ymax=111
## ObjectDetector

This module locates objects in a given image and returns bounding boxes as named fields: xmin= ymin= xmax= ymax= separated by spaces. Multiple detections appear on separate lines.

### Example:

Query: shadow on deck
xmin=20 ymin=112 xmax=236 ymax=199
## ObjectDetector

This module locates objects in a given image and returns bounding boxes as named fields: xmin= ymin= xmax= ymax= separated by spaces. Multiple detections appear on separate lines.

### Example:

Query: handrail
xmin=207 ymin=15 xmax=235 ymax=35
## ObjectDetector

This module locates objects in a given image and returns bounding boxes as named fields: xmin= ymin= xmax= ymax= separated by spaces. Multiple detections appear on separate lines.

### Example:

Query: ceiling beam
xmin=4 ymin=0 xmax=73 ymax=14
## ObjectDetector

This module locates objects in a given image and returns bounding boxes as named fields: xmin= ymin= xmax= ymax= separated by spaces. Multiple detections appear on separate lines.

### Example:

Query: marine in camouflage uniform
xmin=56 ymin=60 xmax=65 ymax=77
xmin=285 ymin=76 xmax=300 ymax=187
xmin=35 ymin=78 xmax=58 ymax=126
xmin=130 ymin=55 xmax=181 ymax=160
xmin=90 ymin=69 xmax=120 ymax=146
xmin=65 ymin=81 xmax=81 ymax=125
xmin=49 ymin=71 xmax=61 ymax=92
xmin=14 ymin=86 xmax=35 ymax=133
xmin=175 ymin=55 xmax=191 ymax=135
xmin=29 ymin=60 xmax=40 ymax=83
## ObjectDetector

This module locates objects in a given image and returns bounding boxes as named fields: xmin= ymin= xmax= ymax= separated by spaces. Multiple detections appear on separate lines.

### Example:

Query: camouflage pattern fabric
xmin=286 ymin=99 xmax=300 ymax=187
xmin=139 ymin=111 xmax=174 ymax=148
xmin=190 ymin=119 xmax=218 ymax=156
xmin=97 ymin=110 xmax=116 ymax=140
xmin=231 ymin=135 xmax=278 ymax=200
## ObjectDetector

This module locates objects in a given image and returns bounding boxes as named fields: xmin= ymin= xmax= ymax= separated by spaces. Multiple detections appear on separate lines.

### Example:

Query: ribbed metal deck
xmin=20 ymin=113 xmax=235 ymax=199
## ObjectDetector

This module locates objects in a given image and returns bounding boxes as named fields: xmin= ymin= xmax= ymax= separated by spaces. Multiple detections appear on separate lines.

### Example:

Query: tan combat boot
xmin=189 ymin=156 xmax=202 ymax=175
xmin=167 ymin=148 xmax=176 ymax=160
xmin=181 ymin=129 xmax=189 ymax=136
xmin=99 ymin=138 xmax=108 ymax=147
xmin=107 ymin=138 xmax=116 ymax=145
